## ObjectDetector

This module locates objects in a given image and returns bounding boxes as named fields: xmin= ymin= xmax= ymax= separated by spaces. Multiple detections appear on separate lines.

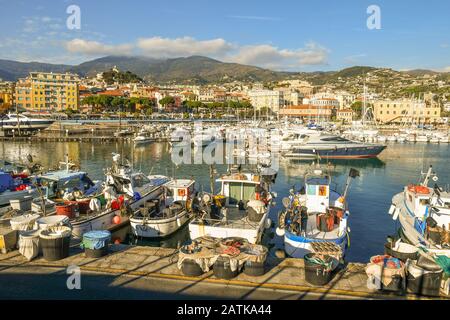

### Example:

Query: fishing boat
xmin=283 ymin=134 xmax=386 ymax=159
xmin=276 ymin=164 xmax=359 ymax=258
xmin=389 ymin=166 xmax=450 ymax=255
xmin=0 ymin=171 xmax=38 ymax=207
xmin=130 ymin=177 xmax=196 ymax=238
xmin=67 ymin=153 xmax=167 ymax=239
xmin=188 ymin=166 xmax=276 ymax=244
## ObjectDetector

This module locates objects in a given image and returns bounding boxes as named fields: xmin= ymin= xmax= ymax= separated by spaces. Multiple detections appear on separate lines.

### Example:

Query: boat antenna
xmin=342 ymin=168 xmax=360 ymax=200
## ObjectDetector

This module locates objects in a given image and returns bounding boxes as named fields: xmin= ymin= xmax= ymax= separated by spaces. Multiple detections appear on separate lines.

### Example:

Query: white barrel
xmin=18 ymin=230 xmax=40 ymax=261
xmin=10 ymin=214 xmax=40 ymax=231
xmin=35 ymin=215 xmax=71 ymax=230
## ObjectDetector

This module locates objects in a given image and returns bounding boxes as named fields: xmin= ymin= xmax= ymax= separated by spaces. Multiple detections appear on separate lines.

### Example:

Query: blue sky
xmin=0 ymin=0 xmax=449 ymax=72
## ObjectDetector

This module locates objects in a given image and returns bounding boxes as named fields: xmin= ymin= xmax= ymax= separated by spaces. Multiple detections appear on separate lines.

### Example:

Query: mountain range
xmin=0 ymin=55 xmax=446 ymax=85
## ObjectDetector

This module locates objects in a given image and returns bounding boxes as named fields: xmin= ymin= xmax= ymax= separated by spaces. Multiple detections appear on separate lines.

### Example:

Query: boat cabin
xmin=285 ymin=168 xmax=347 ymax=239
xmin=164 ymin=179 xmax=196 ymax=205
xmin=217 ymin=173 xmax=268 ymax=206
xmin=304 ymin=169 xmax=331 ymax=213
xmin=36 ymin=170 xmax=97 ymax=199
xmin=404 ymin=185 xmax=432 ymax=219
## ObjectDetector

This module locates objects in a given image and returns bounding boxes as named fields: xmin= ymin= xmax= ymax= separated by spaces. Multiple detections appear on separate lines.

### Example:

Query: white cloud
xmin=228 ymin=42 xmax=329 ymax=69
xmin=65 ymin=38 xmax=133 ymax=56
xmin=62 ymin=36 xmax=329 ymax=70
xmin=136 ymin=36 xmax=234 ymax=58
xmin=22 ymin=16 xmax=63 ymax=33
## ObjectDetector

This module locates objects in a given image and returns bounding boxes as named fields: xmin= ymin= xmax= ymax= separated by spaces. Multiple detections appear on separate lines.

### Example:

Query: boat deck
xmin=192 ymin=206 xmax=264 ymax=229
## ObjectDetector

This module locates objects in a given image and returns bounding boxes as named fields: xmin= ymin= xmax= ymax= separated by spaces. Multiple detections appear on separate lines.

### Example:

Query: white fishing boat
xmin=188 ymin=168 xmax=276 ymax=244
xmin=133 ymin=129 xmax=155 ymax=145
xmin=277 ymin=164 xmax=358 ymax=258
xmin=130 ymin=177 xmax=196 ymax=238
xmin=67 ymin=154 xmax=165 ymax=239
xmin=389 ymin=166 xmax=450 ymax=256
xmin=0 ymin=171 xmax=38 ymax=207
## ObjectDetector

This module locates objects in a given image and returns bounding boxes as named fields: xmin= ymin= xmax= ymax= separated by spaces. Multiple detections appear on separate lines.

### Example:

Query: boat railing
xmin=191 ymin=216 xmax=262 ymax=229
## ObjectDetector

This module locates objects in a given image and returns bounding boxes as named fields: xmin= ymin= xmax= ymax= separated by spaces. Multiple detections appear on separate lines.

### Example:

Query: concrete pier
xmin=0 ymin=245 xmax=448 ymax=300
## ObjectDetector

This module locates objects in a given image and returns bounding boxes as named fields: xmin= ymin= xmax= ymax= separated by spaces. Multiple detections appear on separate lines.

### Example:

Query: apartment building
xmin=337 ymin=108 xmax=354 ymax=123
xmin=0 ymin=81 xmax=14 ymax=112
xmin=15 ymin=72 xmax=80 ymax=112
xmin=279 ymin=104 xmax=335 ymax=120
xmin=247 ymin=89 xmax=284 ymax=113
xmin=373 ymin=99 xmax=441 ymax=123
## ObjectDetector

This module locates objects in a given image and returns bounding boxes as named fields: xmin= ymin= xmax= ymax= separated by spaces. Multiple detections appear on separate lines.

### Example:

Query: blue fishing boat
xmin=276 ymin=163 xmax=359 ymax=258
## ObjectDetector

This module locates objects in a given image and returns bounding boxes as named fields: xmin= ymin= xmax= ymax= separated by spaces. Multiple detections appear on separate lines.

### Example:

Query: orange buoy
xmin=113 ymin=238 xmax=121 ymax=244
xmin=112 ymin=215 xmax=121 ymax=225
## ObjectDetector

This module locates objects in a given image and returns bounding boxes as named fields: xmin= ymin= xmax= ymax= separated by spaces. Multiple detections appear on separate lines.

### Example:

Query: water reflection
xmin=1 ymin=140 xmax=449 ymax=262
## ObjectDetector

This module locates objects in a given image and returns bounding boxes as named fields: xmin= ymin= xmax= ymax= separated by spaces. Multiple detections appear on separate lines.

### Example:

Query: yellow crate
xmin=0 ymin=227 xmax=18 ymax=254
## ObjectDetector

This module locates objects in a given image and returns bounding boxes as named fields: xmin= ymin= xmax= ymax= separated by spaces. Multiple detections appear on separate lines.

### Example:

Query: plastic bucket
xmin=181 ymin=259 xmax=204 ymax=277
xmin=304 ymin=253 xmax=338 ymax=286
xmin=85 ymin=246 xmax=109 ymax=258
xmin=213 ymin=256 xmax=240 ymax=280
xmin=18 ymin=230 xmax=40 ymax=261
xmin=55 ymin=202 xmax=78 ymax=219
xmin=407 ymin=260 xmax=443 ymax=296
xmin=242 ymin=245 xmax=268 ymax=277
xmin=39 ymin=226 xmax=71 ymax=261
xmin=82 ymin=230 xmax=111 ymax=258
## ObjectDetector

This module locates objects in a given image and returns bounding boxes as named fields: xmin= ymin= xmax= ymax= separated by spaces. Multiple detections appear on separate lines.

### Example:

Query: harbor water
xmin=1 ymin=140 xmax=449 ymax=262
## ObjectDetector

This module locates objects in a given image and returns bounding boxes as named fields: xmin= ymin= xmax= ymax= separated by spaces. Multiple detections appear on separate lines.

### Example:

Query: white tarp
xmin=18 ymin=230 xmax=40 ymax=261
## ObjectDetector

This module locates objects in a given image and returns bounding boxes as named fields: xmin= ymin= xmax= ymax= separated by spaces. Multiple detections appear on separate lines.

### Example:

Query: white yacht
xmin=0 ymin=113 xmax=54 ymax=135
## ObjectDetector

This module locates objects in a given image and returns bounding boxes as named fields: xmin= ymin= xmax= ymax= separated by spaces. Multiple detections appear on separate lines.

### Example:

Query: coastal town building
xmin=373 ymin=99 xmax=441 ymax=124
xmin=0 ymin=81 xmax=14 ymax=112
xmin=278 ymin=80 xmax=314 ymax=96
xmin=279 ymin=104 xmax=335 ymax=120
xmin=337 ymin=108 xmax=354 ymax=123
xmin=248 ymin=89 xmax=284 ymax=112
xmin=15 ymin=72 xmax=80 ymax=112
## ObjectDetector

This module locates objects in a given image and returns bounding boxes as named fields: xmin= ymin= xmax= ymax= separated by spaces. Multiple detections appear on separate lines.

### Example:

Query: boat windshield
xmin=132 ymin=174 xmax=151 ymax=188
xmin=227 ymin=182 xmax=257 ymax=204
xmin=320 ymin=136 xmax=350 ymax=142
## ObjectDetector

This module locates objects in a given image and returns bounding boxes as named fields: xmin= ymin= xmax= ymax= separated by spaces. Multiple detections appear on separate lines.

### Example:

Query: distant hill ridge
xmin=0 ymin=55 xmax=445 ymax=84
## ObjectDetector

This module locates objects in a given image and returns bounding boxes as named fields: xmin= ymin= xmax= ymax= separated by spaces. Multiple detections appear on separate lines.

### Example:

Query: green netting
xmin=435 ymin=255 xmax=450 ymax=275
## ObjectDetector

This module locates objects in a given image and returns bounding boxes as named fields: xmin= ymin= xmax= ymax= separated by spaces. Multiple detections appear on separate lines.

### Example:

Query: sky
xmin=0 ymin=0 xmax=449 ymax=72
